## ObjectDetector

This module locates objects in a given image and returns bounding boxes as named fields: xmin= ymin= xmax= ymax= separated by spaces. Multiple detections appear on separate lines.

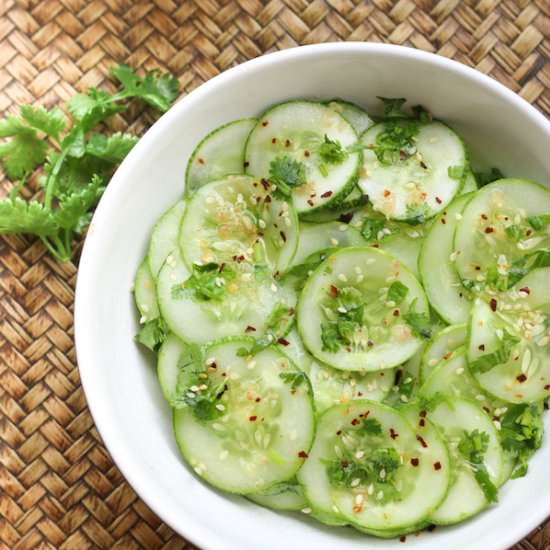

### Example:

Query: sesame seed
xmin=475 ymin=394 xmax=485 ymax=401
xmin=351 ymin=478 xmax=361 ymax=488
xmin=339 ymin=225 xmax=348 ymax=232
xmin=455 ymin=213 xmax=463 ymax=220
xmin=355 ymin=450 xmax=365 ymax=459
xmin=367 ymin=484 xmax=374 ymax=495
xmin=215 ymin=404 xmax=225 ymax=411
xmin=301 ymin=508 xmax=312 ymax=514
xmin=354 ymin=494 xmax=364 ymax=505
xmin=379 ymin=469 xmax=386 ymax=479
xmin=455 ymin=367 xmax=465 ymax=375
xmin=376 ymin=490 xmax=384 ymax=500
xmin=338 ymin=273 xmax=348 ymax=282
xmin=521 ymin=349 xmax=532 ymax=373
xmin=330 ymin=238 xmax=339 ymax=246
xmin=270 ymin=283 xmax=278 ymax=293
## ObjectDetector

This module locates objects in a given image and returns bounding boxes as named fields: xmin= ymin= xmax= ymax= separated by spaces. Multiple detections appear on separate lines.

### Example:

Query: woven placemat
xmin=0 ymin=1 xmax=549 ymax=549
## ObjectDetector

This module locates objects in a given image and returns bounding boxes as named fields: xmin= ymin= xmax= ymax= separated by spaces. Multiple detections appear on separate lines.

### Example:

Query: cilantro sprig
xmin=0 ymin=64 xmax=179 ymax=261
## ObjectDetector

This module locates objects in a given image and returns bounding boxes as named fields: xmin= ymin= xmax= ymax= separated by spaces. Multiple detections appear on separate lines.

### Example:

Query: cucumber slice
xmin=291 ymin=222 xmax=365 ymax=267
xmin=298 ymin=401 xmax=450 ymax=531
xmin=281 ymin=330 xmax=393 ymax=413
xmin=454 ymin=179 xmax=550 ymax=290
xmin=244 ymin=101 xmax=361 ymax=214
xmin=420 ymin=324 xmax=467 ymax=383
xmin=325 ymin=100 xmax=373 ymax=135
xmin=426 ymin=397 xmax=503 ymax=525
xmin=461 ymin=169 xmax=478 ymax=194
xmin=358 ymin=121 xmax=466 ymax=221
xmin=419 ymin=194 xmax=473 ymax=324
xmin=157 ymin=250 xmax=295 ymax=344
xmin=148 ymin=200 xmax=186 ymax=278
xmin=173 ymin=339 xmax=315 ymax=494
xmin=298 ymin=247 xmax=429 ymax=371
xmin=179 ymin=174 xmax=299 ymax=274
xmin=185 ymin=118 xmax=257 ymax=194
xmin=157 ymin=333 xmax=189 ymax=405
xmin=467 ymin=271 xmax=550 ymax=403
xmin=247 ymin=480 xmax=307 ymax=512
xmin=134 ymin=258 xmax=159 ymax=321
xmin=378 ymin=232 xmax=422 ymax=278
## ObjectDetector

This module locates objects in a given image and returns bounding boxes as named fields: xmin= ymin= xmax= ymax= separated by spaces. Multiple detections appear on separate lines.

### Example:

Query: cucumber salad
xmin=133 ymin=98 xmax=548 ymax=539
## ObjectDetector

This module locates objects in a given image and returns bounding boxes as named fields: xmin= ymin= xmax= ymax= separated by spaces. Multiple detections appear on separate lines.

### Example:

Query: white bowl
xmin=74 ymin=43 xmax=550 ymax=550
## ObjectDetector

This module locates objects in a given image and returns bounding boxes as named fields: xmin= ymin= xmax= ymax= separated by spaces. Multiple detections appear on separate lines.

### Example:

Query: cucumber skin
xmin=244 ymin=100 xmax=363 ymax=215
xmin=185 ymin=117 xmax=257 ymax=195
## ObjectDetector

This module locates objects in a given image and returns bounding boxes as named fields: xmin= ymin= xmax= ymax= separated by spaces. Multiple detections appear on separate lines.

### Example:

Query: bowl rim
xmin=74 ymin=42 xmax=550 ymax=550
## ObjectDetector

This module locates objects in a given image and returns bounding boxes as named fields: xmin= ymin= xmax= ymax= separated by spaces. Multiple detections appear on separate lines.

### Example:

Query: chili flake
xmin=410 ymin=458 xmax=419 ymax=467
xmin=298 ymin=451 xmax=309 ymax=458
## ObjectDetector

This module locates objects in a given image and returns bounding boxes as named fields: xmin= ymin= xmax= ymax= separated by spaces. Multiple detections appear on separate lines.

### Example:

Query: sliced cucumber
xmin=426 ymin=397 xmax=503 ymax=525
xmin=245 ymin=101 xmax=361 ymax=214
xmin=298 ymin=247 xmax=429 ymax=371
xmin=467 ymin=271 xmax=550 ymax=403
xmin=358 ymin=121 xmax=466 ymax=221
xmin=281 ymin=330 xmax=393 ymax=413
xmin=247 ymin=480 xmax=307 ymax=512
xmin=419 ymin=194 xmax=473 ymax=324
xmin=185 ymin=118 xmax=257 ymax=194
xmin=454 ymin=179 xmax=550 ymax=290
xmin=148 ymin=200 xmax=186 ymax=278
xmin=179 ymin=174 xmax=299 ymax=274
xmin=420 ymin=324 xmax=467 ymax=382
xmin=378 ymin=232 xmax=422 ymax=278
xmin=325 ymin=99 xmax=373 ymax=135
xmin=157 ymin=250 xmax=295 ymax=344
xmin=157 ymin=333 xmax=189 ymax=405
xmin=299 ymin=186 xmax=367 ymax=223
xmin=134 ymin=258 xmax=159 ymax=321
xmin=291 ymin=222 xmax=364 ymax=267
xmin=173 ymin=339 xmax=315 ymax=494
xmin=298 ymin=400 xmax=450 ymax=531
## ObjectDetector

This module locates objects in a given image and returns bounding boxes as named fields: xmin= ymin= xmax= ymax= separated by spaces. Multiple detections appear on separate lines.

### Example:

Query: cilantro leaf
xmin=526 ymin=215 xmax=550 ymax=231
xmin=360 ymin=417 xmax=383 ymax=435
xmin=269 ymin=156 xmax=307 ymax=197
xmin=279 ymin=370 xmax=308 ymax=389
xmin=475 ymin=167 xmax=504 ymax=188
xmin=403 ymin=311 xmax=432 ymax=339
xmin=66 ymin=88 xmax=126 ymax=129
xmin=387 ymin=281 xmax=409 ymax=305
xmin=373 ymin=119 xmax=419 ymax=165
xmin=377 ymin=97 xmax=407 ymax=118
xmin=361 ymin=218 xmax=386 ymax=242
xmin=0 ymin=117 xmax=48 ymax=179
xmin=20 ymin=105 xmax=65 ymax=139
xmin=135 ymin=317 xmax=168 ymax=352
xmin=458 ymin=429 xmax=498 ymax=503
xmin=111 ymin=64 xmax=179 ymax=113
xmin=86 ymin=132 xmax=138 ymax=162
xmin=318 ymin=134 xmax=347 ymax=165
xmin=172 ymin=262 xmax=236 ymax=302
xmin=448 ymin=165 xmax=465 ymax=181
xmin=0 ymin=197 xmax=58 ymax=236
xmin=469 ymin=331 xmax=519 ymax=374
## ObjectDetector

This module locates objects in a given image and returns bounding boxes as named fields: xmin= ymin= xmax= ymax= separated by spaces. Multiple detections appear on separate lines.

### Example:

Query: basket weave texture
xmin=0 ymin=1 xmax=549 ymax=549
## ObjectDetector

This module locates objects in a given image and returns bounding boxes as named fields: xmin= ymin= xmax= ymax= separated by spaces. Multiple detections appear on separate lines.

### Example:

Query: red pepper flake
xmin=416 ymin=435 xmax=428 ymax=448
xmin=389 ymin=428 xmax=399 ymax=440
xmin=261 ymin=121 xmax=268 ymax=127
xmin=264 ymin=195 xmax=272 ymax=204
xmin=336 ymin=430 xmax=342 ymax=436
xmin=420 ymin=160 xmax=428 ymax=169
xmin=243 ymin=161 xmax=250 ymax=168
xmin=255 ymin=397 xmax=261 ymax=402
xmin=198 ymin=157 xmax=205 ymax=165
xmin=520 ymin=287 xmax=530 ymax=295
xmin=357 ymin=391 xmax=363 ymax=396
xmin=393 ymin=309 xmax=400 ymax=317
xmin=298 ymin=450 xmax=308 ymax=458
xmin=280 ymin=231 xmax=287 ymax=242
xmin=399 ymin=151 xmax=406 ymax=161
xmin=399 ymin=535 xmax=406 ymax=543
xmin=544 ymin=384 xmax=550 ymax=390
xmin=339 ymin=212 xmax=354 ymax=224
xmin=383 ymin=189 xmax=391 ymax=198
xmin=485 ymin=227 xmax=494 ymax=234
xmin=478 ymin=344 xmax=485 ymax=351
xmin=433 ymin=461 xmax=442 ymax=471
xmin=419 ymin=410 xmax=427 ymax=418
xmin=278 ymin=338 xmax=290 ymax=346
xmin=271 ymin=137 xmax=277 ymax=144
xmin=260 ymin=178 xmax=270 ymax=190
xmin=351 ymin=418 xmax=360 ymax=426
xmin=427 ymin=525 xmax=436 ymax=532
xmin=245 ymin=325 xmax=256 ymax=333
xmin=329 ymin=285 xmax=338 ymax=298
xmin=489 ymin=298 xmax=497 ymax=312
xmin=288 ymin=307 xmax=295 ymax=315
xmin=304 ymin=150 xmax=310 ymax=157
xmin=410 ymin=458 xmax=419 ymax=467
xmin=443 ymin=351 xmax=453 ymax=360
xmin=516 ymin=374 xmax=527 ymax=383
xmin=285 ymin=139 xmax=291 ymax=147
xmin=526 ymin=229 xmax=532 ymax=236
xmin=440 ymin=218 xmax=447 ymax=224
xmin=321 ymin=190 xmax=333 ymax=198
xmin=367 ymin=340 xmax=374 ymax=348
xmin=307 ymin=199 xmax=314 ymax=207
xmin=481 ymin=213 xmax=488 ymax=220
xmin=435 ymin=196 xmax=442 ymax=204
xmin=419 ymin=418 xmax=426 ymax=428
xmin=475 ymin=265 xmax=481 ymax=271
xmin=249 ymin=416 xmax=257 ymax=421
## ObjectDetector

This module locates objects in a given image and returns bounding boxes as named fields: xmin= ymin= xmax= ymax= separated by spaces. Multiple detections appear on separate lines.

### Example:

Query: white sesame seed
xmin=351 ymin=478 xmax=361 ymax=488
xmin=330 ymin=238 xmax=339 ymax=246
xmin=338 ymin=273 xmax=348 ymax=282
xmin=271 ymin=283 xmax=278 ymax=293
xmin=355 ymin=450 xmax=365 ymax=459
xmin=376 ymin=490 xmax=384 ymax=500
xmin=139 ymin=315 xmax=147 ymax=324
xmin=367 ymin=484 xmax=374 ymax=495
xmin=354 ymin=494 xmax=364 ymax=505
xmin=337 ymin=306 xmax=348 ymax=313
xmin=190 ymin=385 xmax=199 ymax=392
xmin=332 ymin=505 xmax=340 ymax=513
xmin=339 ymin=225 xmax=348 ymax=232
xmin=301 ymin=508 xmax=312 ymax=515
xmin=475 ymin=394 xmax=485 ymax=401
xmin=455 ymin=367 xmax=465 ymax=375
xmin=428 ymin=358 xmax=438 ymax=367
xmin=455 ymin=213 xmax=463 ymax=221
xmin=215 ymin=404 xmax=225 ymax=411
xmin=521 ymin=348 xmax=532 ymax=373
xmin=380 ymin=469 xmax=386 ymax=480
xmin=400 ymin=395 xmax=409 ymax=403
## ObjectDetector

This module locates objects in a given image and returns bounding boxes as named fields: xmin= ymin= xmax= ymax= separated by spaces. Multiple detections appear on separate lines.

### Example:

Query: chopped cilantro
xmin=469 ymin=331 xmax=520 ymax=374
xmin=526 ymin=215 xmax=550 ymax=231
xmin=372 ymin=119 xmax=419 ymax=165
xmin=135 ymin=317 xmax=168 ymax=352
xmin=360 ymin=417 xmax=383 ymax=435
xmin=361 ymin=218 xmax=386 ymax=242
xmin=279 ymin=370 xmax=309 ymax=389
xmin=403 ymin=311 xmax=432 ymax=339
xmin=318 ymin=134 xmax=347 ymax=165
xmin=172 ymin=262 xmax=236 ymax=302
xmin=377 ymin=97 xmax=408 ymax=118
xmin=505 ymin=224 xmax=524 ymax=242
xmin=269 ymin=156 xmax=307 ymax=197
xmin=387 ymin=281 xmax=409 ymax=305
xmin=474 ymin=167 xmax=504 ymax=188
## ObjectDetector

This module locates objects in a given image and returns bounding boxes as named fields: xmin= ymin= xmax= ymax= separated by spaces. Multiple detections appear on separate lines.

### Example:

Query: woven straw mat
xmin=0 ymin=1 xmax=549 ymax=549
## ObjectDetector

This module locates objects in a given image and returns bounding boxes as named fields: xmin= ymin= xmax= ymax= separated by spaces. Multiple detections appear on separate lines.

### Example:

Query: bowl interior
xmin=75 ymin=44 xmax=550 ymax=550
